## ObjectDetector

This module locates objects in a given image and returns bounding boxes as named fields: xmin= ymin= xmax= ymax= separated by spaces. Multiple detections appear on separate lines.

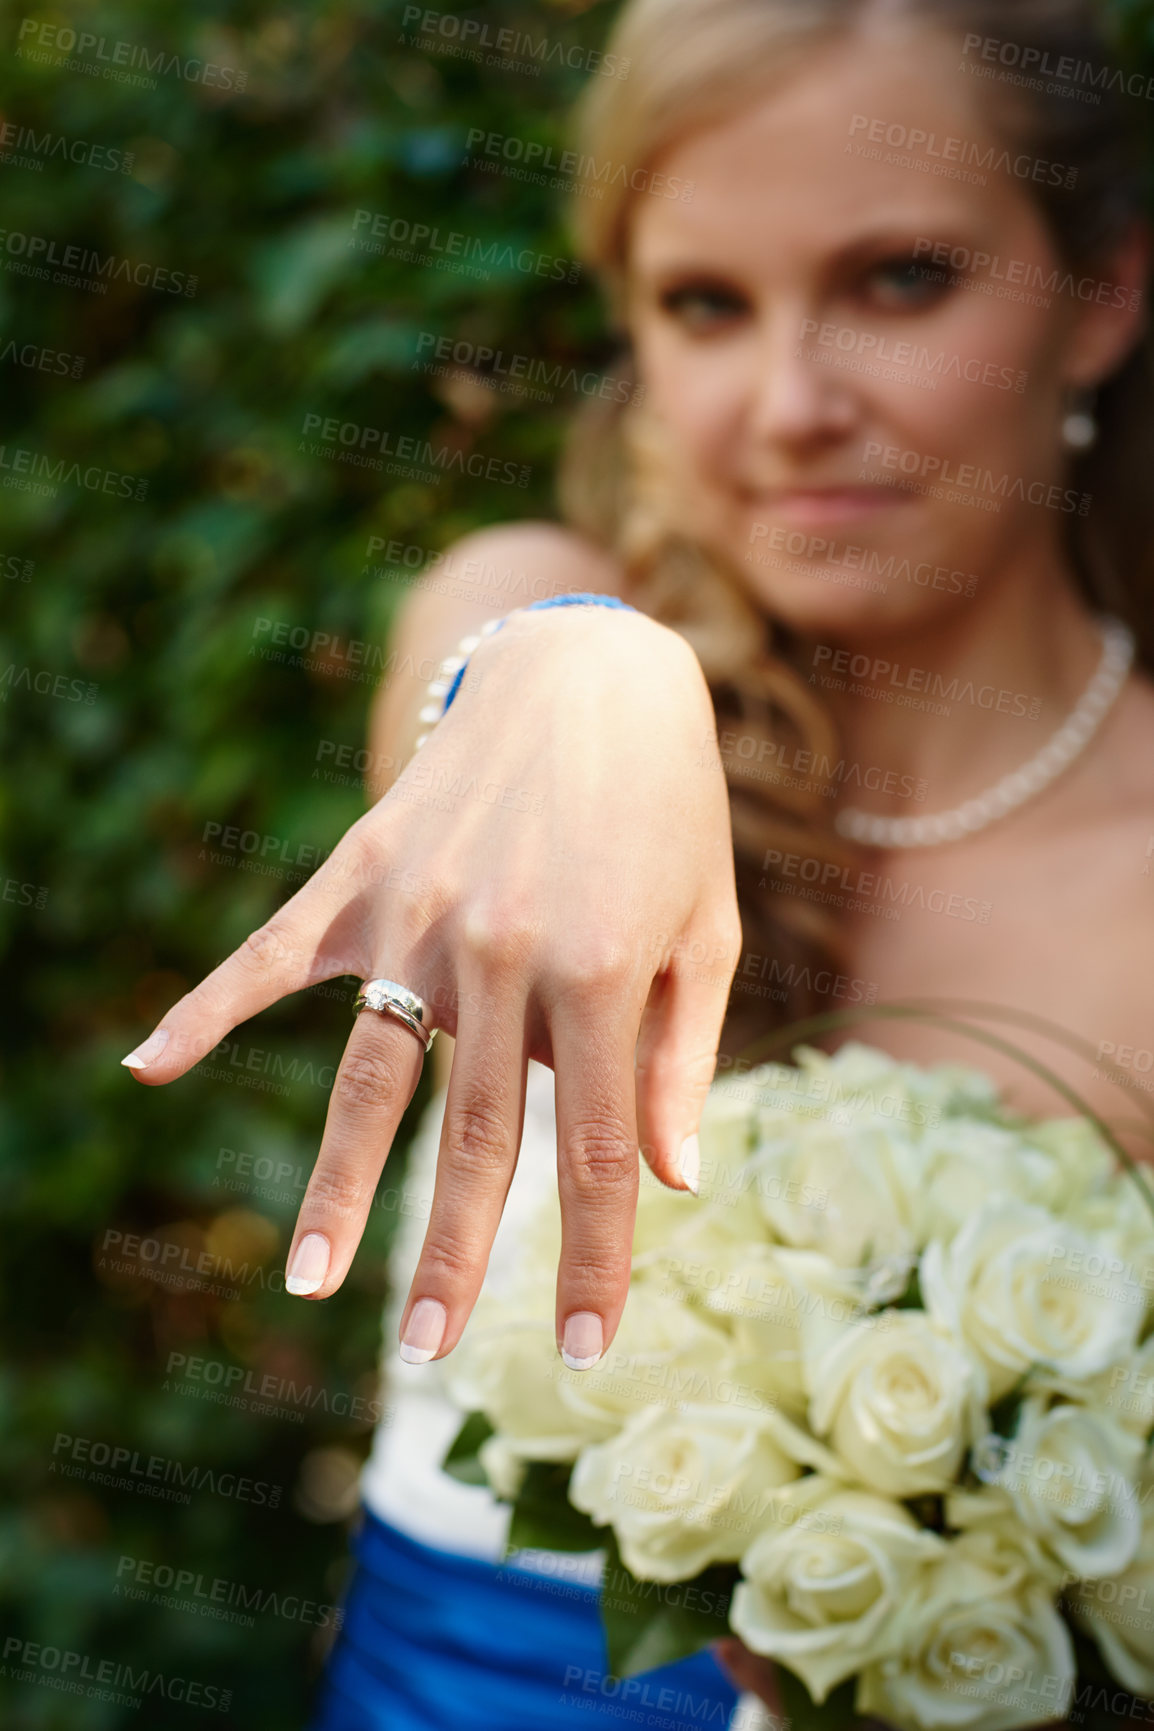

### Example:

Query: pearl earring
xmin=1061 ymin=387 xmax=1099 ymax=452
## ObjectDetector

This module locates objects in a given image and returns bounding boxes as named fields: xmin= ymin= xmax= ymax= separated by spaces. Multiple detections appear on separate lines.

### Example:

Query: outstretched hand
xmin=121 ymin=604 xmax=741 ymax=1371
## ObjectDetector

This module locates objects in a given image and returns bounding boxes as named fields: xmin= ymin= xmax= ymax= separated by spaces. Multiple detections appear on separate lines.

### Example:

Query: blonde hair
xmin=556 ymin=0 xmax=1154 ymax=1052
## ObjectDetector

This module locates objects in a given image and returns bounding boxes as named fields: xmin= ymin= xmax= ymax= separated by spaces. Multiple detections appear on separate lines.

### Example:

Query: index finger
xmin=118 ymin=889 xmax=346 ymax=1085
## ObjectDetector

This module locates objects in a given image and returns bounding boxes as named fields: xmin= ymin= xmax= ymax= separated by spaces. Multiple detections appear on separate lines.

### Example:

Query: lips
xmin=743 ymin=485 xmax=915 ymax=526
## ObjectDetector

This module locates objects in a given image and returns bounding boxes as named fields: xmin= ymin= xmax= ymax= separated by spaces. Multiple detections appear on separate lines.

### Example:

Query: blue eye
xmin=868 ymin=256 xmax=958 ymax=308
xmin=659 ymin=283 xmax=748 ymax=330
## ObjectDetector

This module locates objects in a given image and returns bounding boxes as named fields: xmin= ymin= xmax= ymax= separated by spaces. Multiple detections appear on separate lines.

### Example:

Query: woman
xmin=122 ymin=0 xmax=1154 ymax=1723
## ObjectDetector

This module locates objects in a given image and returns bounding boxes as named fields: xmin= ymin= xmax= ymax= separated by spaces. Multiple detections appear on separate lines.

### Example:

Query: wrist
xmin=409 ymin=592 xmax=649 ymax=758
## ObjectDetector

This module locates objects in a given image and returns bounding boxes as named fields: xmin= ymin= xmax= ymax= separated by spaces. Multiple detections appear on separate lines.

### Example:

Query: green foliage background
xmin=5 ymin=0 xmax=1154 ymax=1727
xmin=0 ymin=0 xmax=622 ymax=1724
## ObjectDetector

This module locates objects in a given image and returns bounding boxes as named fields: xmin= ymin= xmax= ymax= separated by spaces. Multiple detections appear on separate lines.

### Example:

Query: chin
xmin=691 ymin=491 xmax=982 ymax=642
xmin=734 ymin=550 xmax=947 ymax=643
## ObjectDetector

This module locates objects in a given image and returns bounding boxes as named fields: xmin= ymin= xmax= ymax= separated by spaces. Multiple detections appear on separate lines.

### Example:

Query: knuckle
xmin=238 ymin=920 xmax=296 ymax=977
xmin=683 ymin=1048 xmax=724 ymax=1091
xmin=460 ymin=903 xmax=537 ymax=973
xmin=336 ymin=811 xmax=382 ymax=866
xmin=389 ymin=870 xmax=456 ymax=937
xmin=304 ymin=1162 xmax=372 ymax=1224
xmin=636 ymin=1044 xmax=719 ymax=1093
xmin=315 ymin=827 xmax=369 ymax=892
xmin=417 ymin=1235 xmax=478 ymax=1290
xmin=443 ymin=1098 xmax=512 ymax=1176
xmin=334 ymin=1047 xmax=404 ymax=1110
xmin=318 ymin=814 xmax=405 ymax=899
xmin=564 ymin=1118 xmax=637 ymax=1195
xmin=565 ymin=1245 xmax=630 ymax=1296
xmin=553 ymin=937 xmax=635 ymax=998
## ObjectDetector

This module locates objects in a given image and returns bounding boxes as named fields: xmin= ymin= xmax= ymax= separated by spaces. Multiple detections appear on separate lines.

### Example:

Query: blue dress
xmin=310 ymin=1505 xmax=741 ymax=1731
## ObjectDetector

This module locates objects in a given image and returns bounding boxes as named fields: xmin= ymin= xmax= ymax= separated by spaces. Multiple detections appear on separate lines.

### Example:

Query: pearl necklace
xmin=834 ymin=615 xmax=1135 ymax=848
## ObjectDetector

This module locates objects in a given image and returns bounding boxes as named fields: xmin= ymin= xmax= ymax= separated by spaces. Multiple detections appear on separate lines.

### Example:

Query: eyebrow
xmin=634 ymin=222 xmax=982 ymax=286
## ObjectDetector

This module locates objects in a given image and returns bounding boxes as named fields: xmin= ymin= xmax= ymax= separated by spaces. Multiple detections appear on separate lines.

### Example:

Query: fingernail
xmin=678 ymin=1133 xmax=700 ymax=1195
xmin=286 ymin=1232 xmax=330 ymax=1297
xmin=561 ymin=1311 xmax=603 ymax=1372
xmin=121 ymin=1028 xmax=170 ymax=1070
xmin=400 ymin=1298 xmax=447 ymax=1364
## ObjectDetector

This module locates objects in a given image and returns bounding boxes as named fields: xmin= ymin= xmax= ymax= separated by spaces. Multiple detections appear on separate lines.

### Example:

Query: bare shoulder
xmin=410 ymin=519 xmax=626 ymax=623
xmin=367 ymin=521 xmax=627 ymax=789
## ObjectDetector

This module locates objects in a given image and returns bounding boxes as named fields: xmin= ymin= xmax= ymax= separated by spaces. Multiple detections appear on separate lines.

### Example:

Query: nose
xmin=745 ymin=307 xmax=859 ymax=448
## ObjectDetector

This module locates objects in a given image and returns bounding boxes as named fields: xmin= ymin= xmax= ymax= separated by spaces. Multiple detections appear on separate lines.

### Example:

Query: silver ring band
xmin=353 ymin=978 xmax=437 ymax=1052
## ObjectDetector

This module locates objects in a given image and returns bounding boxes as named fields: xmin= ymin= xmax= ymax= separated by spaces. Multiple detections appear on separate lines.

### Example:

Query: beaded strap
xmin=411 ymin=592 xmax=638 ymax=752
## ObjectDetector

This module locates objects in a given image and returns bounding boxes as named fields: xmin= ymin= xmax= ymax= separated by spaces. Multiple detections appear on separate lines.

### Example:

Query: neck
xmin=797 ymin=547 xmax=1106 ymax=820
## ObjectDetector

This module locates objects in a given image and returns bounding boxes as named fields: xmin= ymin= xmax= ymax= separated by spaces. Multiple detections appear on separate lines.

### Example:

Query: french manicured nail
xmin=121 ymin=1028 xmax=170 ymax=1070
xmin=561 ymin=1311 xmax=603 ymax=1372
xmin=286 ymin=1232 xmax=330 ymax=1297
xmin=678 ymin=1133 xmax=700 ymax=1195
xmin=399 ymin=1298 xmax=447 ymax=1364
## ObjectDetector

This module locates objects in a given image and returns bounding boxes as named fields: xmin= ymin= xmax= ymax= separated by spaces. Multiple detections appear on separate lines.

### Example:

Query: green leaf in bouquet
xmin=775 ymin=1664 xmax=870 ymax=1730
xmin=892 ymin=1266 xmax=923 ymax=1310
xmin=987 ymin=1369 xmax=1034 ymax=1439
xmin=506 ymin=1461 xmax=604 ymax=1554
xmin=597 ymin=1530 xmax=737 ymax=1679
xmin=442 ymin=1411 xmax=496 ymax=1486
xmin=901 ymin=1493 xmax=946 ymax=1533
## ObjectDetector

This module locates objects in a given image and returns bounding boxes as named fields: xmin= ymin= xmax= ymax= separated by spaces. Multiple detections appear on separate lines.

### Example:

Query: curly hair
xmin=555 ymin=0 xmax=1154 ymax=1057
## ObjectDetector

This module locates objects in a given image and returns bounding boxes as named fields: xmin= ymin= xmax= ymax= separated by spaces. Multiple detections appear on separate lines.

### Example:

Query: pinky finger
xmin=634 ymin=923 xmax=739 ymax=1195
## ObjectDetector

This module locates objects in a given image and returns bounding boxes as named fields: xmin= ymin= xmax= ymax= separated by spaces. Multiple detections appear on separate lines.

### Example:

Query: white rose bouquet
xmin=441 ymin=1034 xmax=1154 ymax=1731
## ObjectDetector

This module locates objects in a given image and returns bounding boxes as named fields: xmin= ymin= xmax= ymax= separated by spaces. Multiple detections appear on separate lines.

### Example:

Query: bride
xmin=122 ymin=0 xmax=1154 ymax=1723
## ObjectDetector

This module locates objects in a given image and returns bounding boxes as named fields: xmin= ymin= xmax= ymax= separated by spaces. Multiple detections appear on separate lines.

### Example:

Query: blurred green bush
xmin=7 ymin=0 xmax=1154 ymax=1725
xmin=0 ymin=1 xmax=620 ymax=1724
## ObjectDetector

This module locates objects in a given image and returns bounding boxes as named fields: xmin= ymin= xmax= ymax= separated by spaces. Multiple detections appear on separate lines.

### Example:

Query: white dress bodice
xmin=359 ymin=1059 xmax=601 ymax=1580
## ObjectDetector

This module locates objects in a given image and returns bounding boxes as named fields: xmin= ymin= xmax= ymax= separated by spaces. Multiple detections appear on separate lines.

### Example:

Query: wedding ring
xmin=353 ymin=978 xmax=437 ymax=1053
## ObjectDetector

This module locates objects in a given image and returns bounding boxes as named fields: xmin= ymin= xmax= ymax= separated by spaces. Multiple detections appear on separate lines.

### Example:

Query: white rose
xmin=807 ymin=1310 xmax=988 ymax=1497
xmin=1024 ymin=1116 xmax=1118 ymax=1217
xmin=784 ymin=1041 xmax=999 ymax=1120
xmin=696 ymin=1073 xmax=760 ymax=1196
xmin=964 ymin=1398 xmax=1144 ymax=1581
xmin=1066 ymin=1451 xmax=1154 ymax=1697
xmin=568 ymin=1403 xmax=801 ymax=1582
xmin=858 ymin=1527 xmax=1075 ymax=1731
xmin=915 ymin=1119 xmax=1055 ymax=1243
xmin=921 ymin=1200 xmax=1142 ymax=1402
xmin=556 ymin=1279 xmax=734 ymax=1430
xmin=747 ymin=1114 xmax=922 ymax=1271
xmin=1035 ymin=1335 xmax=1154 ymax=1437
xmin=1063 ymin=1175 xmax=1154 ymax=1333
xmin=656 ymin=1240 xmax=863 ymax=1418
xmin=634 ymin=1193 xmax=772 ymax=1312
xmin=712 ymin=1044 xmax=1006 ymax=1271
xmin=730 ymin=1476 xmax=945 ymax=1702
xmin=444 ymin=1314 xmax=613 ymax=1461
xmin=631 ymin=1159 xmax=746 ymax=1270
xmin=942 ymin=1484 xmax=1064 ymax=1595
